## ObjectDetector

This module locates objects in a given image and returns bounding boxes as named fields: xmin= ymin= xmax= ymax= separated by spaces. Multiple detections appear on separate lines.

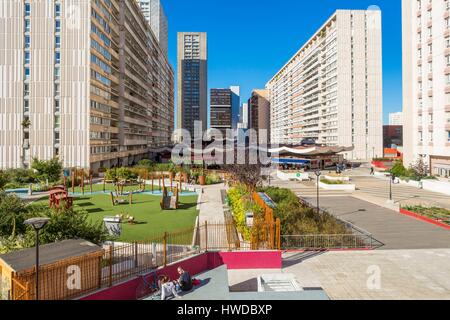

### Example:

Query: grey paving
xmin=304 ymin=196 xmax=450 ymax=250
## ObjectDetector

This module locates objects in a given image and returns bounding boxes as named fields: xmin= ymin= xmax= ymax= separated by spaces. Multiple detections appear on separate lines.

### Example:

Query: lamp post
xmin=315 ymin=170 xmax=322 ymax=214
xmin=389 ymin=174 xmax=394 ymax=202
xmin=24 ymin=217 xmax=50 ymax=301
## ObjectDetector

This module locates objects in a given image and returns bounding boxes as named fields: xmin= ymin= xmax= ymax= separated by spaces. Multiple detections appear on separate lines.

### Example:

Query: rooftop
xmin=0 ymin=239 xmax=102 ymax=273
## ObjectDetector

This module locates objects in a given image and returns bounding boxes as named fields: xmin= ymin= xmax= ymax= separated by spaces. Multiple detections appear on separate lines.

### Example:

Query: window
xmin=24 ymin=100 xmax=29 ymax=113
xmin=55 ymin=52 xmax=60 ymax=64
xmin=55 ymin=36 xmax=60 ymax=49
xmin=25 ymin=19 xmax=30 ymax=32
xmin=24 ymin=67 xmax=30 ymax=79
xmin=55 ymin=3 xmax=61 ymax=17
xmin=54 ymin=116 xmax=60 ymax=128
xmin=54 ymin=83 xmax=60 ymax=95
xmin=429 ymin=131 xmax=433 ymax=142
xmin=54 ymin=67 xmax=60 ymax=80
xmin=419 ymin=131 xmax=423 ymax=142
xmin=24 ymin=83 xmax=30 ymax=95
xmin=54 ymin=131 xmax=60 ymax=144
xmin=55 ymin=99 xmax=60 ymax=112
xmin=24 ymin=35 xmax=30 ymax=48
xmin=25 ymin=3 xmax=31 ymax=16
xmin=24 ymin=52 xmax=30 ymax=64
xmin=448 ymin=131 xmax=450 ymax=142
xmin=55 ymin=20 xmax=61 ymax=32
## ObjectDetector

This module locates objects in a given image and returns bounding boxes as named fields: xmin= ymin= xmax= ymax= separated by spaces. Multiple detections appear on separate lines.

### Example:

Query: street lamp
xmin=24 ymin=217 xmax=50 ymax=301
xmin=315 ymin=170 xmax=322 ymax=214
xmin=388 ymin=173 xmax=394 ymax=202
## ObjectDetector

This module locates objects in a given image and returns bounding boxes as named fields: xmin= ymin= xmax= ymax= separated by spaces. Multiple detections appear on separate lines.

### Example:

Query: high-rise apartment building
xmin=177 ymin=32 xmax=208 ymax=137
xmin=402 ymin=0 xmax=450 ymax=177
xmin=210 ymin=88 xmax=232 ymax=134
xmin=137 ymin=0 xmax=168 ymax=57
xmin=266 ymin=10 xmax=383 ymax=160
xmin=389 ymin=112 xmax=404 ymax=126
xmin=248 ymin=89 xmax=271 ymax=138
xmin=0 ymin=0 xmax=174 ymax=171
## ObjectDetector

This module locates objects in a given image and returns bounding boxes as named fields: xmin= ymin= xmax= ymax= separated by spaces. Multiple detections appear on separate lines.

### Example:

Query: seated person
xmin=177 ymin=267 xmax=193 ymax=292
xmin=160 ymin=276 xmax=179 ymax=300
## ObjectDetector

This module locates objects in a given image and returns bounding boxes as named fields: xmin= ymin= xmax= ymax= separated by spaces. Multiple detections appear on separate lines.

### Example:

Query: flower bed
xmin=318 ymin=179 xmax=356 ymax=191
xmin=400 ymin=206 xmax=450 ymax=230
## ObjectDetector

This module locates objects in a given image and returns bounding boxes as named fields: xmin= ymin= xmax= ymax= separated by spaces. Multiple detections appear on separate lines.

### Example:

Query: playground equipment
xmin=110 ymin=191 xmax=133 ymax=206
xmin=49 ymin=188 xmax=73 ymax=209
xmin=160 ymin=187 xmax=179 ymax=210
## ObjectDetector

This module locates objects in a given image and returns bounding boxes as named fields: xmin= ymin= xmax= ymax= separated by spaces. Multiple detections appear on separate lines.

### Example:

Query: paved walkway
xmin=303 ymin=196 xmax=450 ymax=250
xmin=198 ymin=183 xmax=228 ymax=250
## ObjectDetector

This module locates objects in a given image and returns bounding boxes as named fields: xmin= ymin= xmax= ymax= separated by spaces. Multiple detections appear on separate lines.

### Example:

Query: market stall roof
xmin=269 ymin=145 xmax=354 ymax=156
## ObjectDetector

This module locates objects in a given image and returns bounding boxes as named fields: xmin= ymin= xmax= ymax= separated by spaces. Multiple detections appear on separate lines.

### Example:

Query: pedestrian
xmin=370 ymin=167 xmax=374 ymax=175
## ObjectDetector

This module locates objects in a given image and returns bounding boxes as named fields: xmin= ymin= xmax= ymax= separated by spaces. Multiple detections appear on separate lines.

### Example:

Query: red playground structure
xmin=49 ymin=186 xmax=73 ymax=209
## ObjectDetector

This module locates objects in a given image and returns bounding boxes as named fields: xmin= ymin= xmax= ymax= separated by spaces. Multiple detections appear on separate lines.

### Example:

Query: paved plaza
xmin=226 ymin=249 xmax=450 ymax=300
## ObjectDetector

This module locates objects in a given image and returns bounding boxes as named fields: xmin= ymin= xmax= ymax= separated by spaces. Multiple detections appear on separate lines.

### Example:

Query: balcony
xmin=428 ymin=90 xmax=433 ymax=97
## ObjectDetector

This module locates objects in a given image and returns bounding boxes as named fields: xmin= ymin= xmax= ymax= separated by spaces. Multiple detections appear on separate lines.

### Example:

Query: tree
xmin=390 ymin=160 xmax=408 ymax=178
xmin=0 ymin=171 xmax=8 ymax=190
xmin=409 ymin=158 xmax=429 ymax=181
xmin=0 ymin=193 xmax=30 ymax=238
xmin=31 ymin=157 xmax=63 ymax=184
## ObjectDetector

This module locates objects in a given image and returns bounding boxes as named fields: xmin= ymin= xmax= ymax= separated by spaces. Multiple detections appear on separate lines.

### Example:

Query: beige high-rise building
xmin=266 ymin=10 xmax=383 ymax=160
xmin=177 ymin=32 xmax=208 ymax=138
xmin=0 ymin=0 xmax=174 ymax=172
xmin=248 ymin=89 xmax=270 ymax=137
xmin=402 ymin=0 xmax=450 ymax=177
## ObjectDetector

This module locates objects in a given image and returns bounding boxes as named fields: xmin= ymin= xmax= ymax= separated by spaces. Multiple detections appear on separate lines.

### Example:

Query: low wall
xmin=318 ymin=181 xmax=356 ymax=191
xmin=80 ymin=251 xmax=282 ymax=300
xmin=323 ymin=175 xmax=350 ymax=182
xmin=422 ymin=180 xmax=450 ymax=196
xmin=400 ymin=208 xmax=450 ymax=230
xmin=277 ymin=171 xmax=310 ymax=181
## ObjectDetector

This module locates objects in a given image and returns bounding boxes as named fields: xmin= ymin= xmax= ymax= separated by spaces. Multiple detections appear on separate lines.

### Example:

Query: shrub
xmin=227 ymin=186 xmax=252 ymax=240
xmin=206 ymin=173 xmax=222 ymax=185
xmin=0 ymin=172 xmax=9 ymax=190
xmin=105 ymin=167 xmax=138 ymax=181
xmin=0 ymin=192 xmax=32 ymax=237
xmin=31 ymin=158 xmax=63 ymax=184
xmin=5 ymin=168 xmax=36 ymax=185
xmin=320 ymin=179 xmax=345 ymax=185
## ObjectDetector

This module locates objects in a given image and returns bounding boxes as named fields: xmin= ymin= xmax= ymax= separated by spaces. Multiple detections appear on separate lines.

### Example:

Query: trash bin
xmin=103 ymin=216 xmax=122 ymax=237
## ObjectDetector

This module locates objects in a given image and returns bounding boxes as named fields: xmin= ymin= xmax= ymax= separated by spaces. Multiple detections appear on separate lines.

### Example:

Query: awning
xmin=272 ymin=158 xmax=311 ymax=165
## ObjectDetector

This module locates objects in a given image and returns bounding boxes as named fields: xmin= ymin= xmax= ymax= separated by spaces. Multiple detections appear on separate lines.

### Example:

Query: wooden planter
xmin=199 ymin=175 xmax=206 ymax=186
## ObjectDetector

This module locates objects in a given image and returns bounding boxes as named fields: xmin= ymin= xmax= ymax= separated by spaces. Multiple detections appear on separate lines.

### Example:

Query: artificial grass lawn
xmin=35 ymin=192 xmax=199 ymax=243
xmin=403 ymin=206 xmax=450 ymax=224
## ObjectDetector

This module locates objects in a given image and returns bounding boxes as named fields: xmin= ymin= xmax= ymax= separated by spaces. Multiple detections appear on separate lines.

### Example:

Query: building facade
xmin=389 ymin=112 xmax=404 ymax=126
xmin=230 ymin=86 xmax=240 ymax=129
xmin=0 ymin=0 xmax=174 ymax=171
xmin=136 ymin=0 xmax=168 ymax=57
xmin=238 ymin=103 xmax=249 ymax=129
xmin=266 ymin=10 xmax=383 ymax=160
xmin=383 ymin=125 xmax=403 ymax=149
xmin=177 ymin=32 xmax=208 ymax=137
xmin=210 ymin=88 xmax=232 ymax=134
xmin=402 ymin=0 xmax=450 ymax=177
xmin=248 ymin=89 xmax=271 ymax=139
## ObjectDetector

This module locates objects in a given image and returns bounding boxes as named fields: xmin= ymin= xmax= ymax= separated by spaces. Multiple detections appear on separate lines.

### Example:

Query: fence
xmin=7 ymin=219 xmax=282 ymax=301
xmin=282 ymin=197 xmax=383 ymax=250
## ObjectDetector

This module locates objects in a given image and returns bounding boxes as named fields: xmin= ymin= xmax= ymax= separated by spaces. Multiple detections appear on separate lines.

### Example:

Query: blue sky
xmin=164 ymin=0 xmax=403 ymax=125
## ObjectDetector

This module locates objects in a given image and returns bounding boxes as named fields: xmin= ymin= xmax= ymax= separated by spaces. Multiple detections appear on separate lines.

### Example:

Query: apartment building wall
xmin=136 ymin=0 xmax=168 ymax=57
xmin=177 ymin=32 xmax=208 ymax=137
xmin=266 ymin=10 xmax=383 ymax=160
xmin=0 ymin=0 xmax=173 ymax=171
xmin=402 ymin=0 xmax=450 ymax=177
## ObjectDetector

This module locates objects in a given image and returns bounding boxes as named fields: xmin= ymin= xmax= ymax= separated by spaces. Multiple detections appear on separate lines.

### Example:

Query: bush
xmin=227 ymin=186 xmax=252 ymax=240
xmin=390 ymin=161 xmax=408 ymax=178
xmin=31 ymin=158 xmax=63 ymax=184
xmin=0 ymin=172 xmax=9 ymax=190
xmin=0 ymin=192 xmax=32 ymax=237
xmin=5 ymin=168 xmax=36 ymax=185
xmin=320 ymin=179 xmax=345 ymax=185
xmin=105 ymin=167 xmax=138 ymax=181
xmin=259 ymin=186 xmax=348 ymax=236
xmin=206 ymin=173 xmax=222 ymax=185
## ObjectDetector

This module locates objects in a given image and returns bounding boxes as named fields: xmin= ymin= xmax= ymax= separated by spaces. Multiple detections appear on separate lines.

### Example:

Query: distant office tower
xmin=402 ymin=0 xmax=450 ymax=176
xmin=238 ymin=103 xmax=249 ymax=129
xmin=137 ymin=0 xmax=169 ymax=57
xmin=266 ymin=10 xmax=383 ymax=160
xmin=210 ymin=88 xmax=232 ymax=134
xmin=248 ymin=90 xmax=271 ymax=139
xmin=177 ymin=32 xmax=208 ymax=137
xmin=0 ymin=0 xmax=174 ymax=171
xmin=389 ymin=112 xmax=404 ymax=126
xmin=230 ymin=86 xmax=241 ymax=129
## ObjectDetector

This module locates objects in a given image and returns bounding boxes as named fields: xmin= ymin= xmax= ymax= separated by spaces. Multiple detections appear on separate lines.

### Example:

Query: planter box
xmin=323 ymin=175 xmax=350 ymax=182
xmin=400 ymin=208 xmax=450 ymax=230
xmin=374 ymin=171 xmax=390 ymax=178
xmin=277 ymin=170 xmax=310 ymax=181
xmin=318 ymin=181 xmax=356 ymax=191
